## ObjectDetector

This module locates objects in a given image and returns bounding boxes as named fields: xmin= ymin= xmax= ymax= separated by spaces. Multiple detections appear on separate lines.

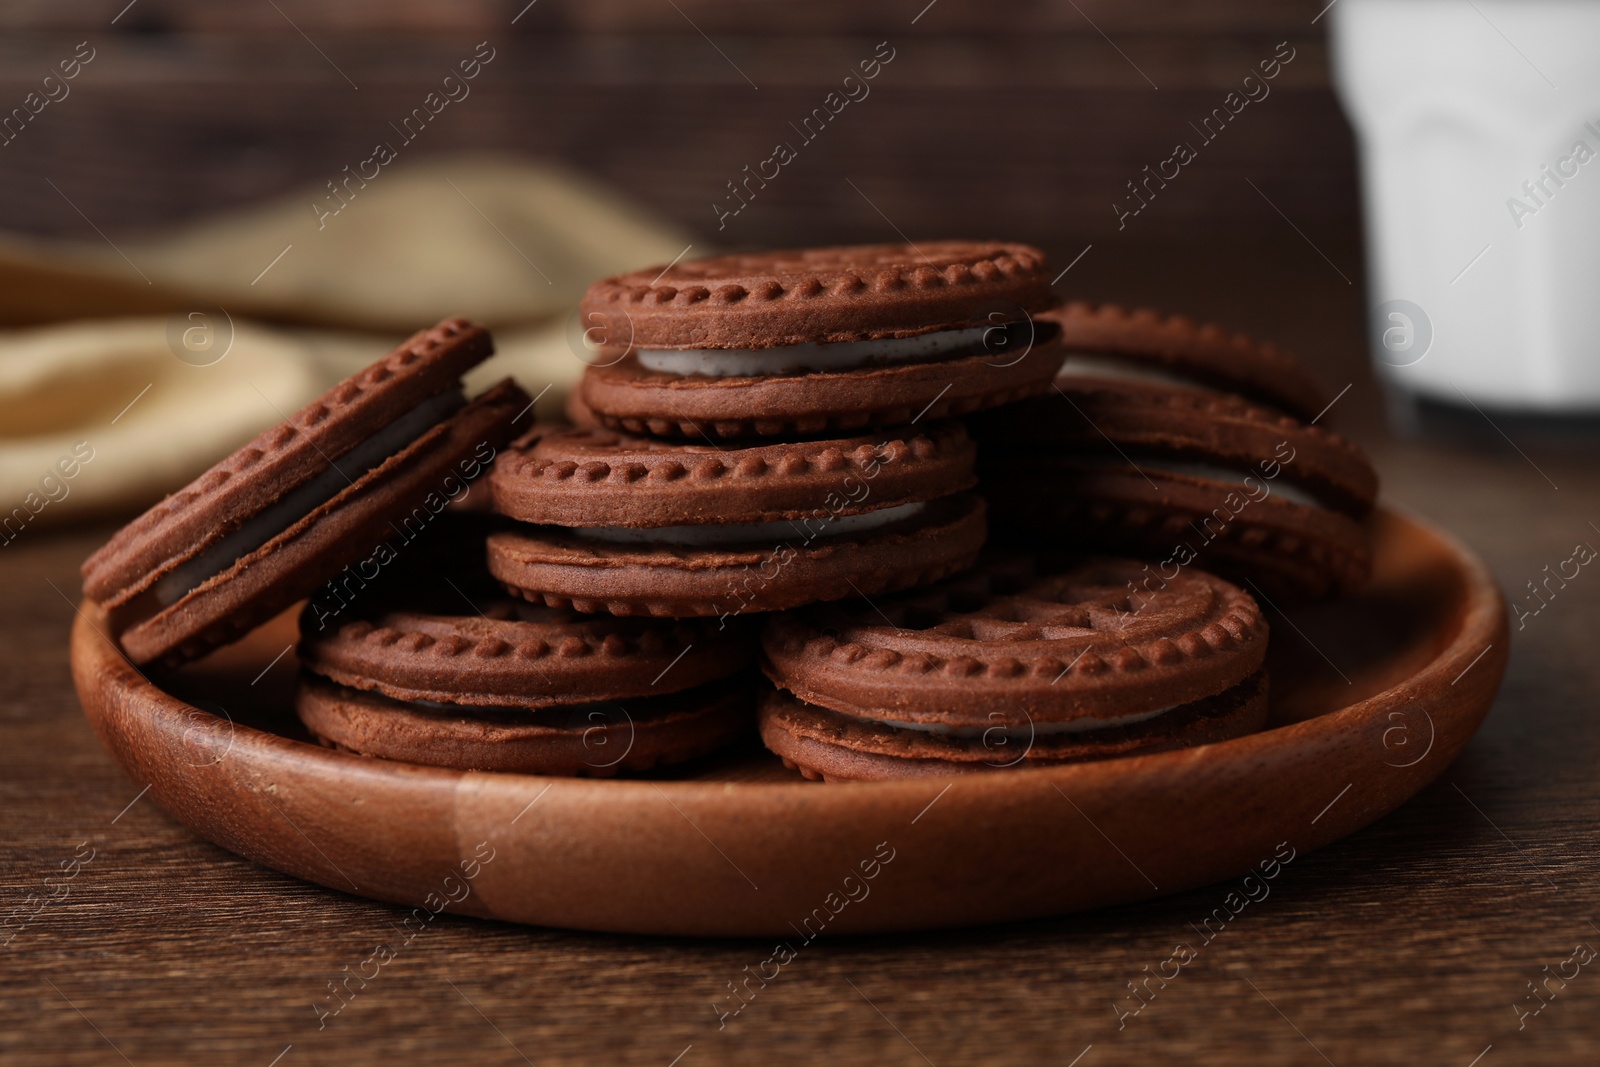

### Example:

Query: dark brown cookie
xmin=582 ymin=242 xmax=1058 ymax=349
xmin=81 ymin=318 xmax=530 ymax=666
xmin=575 ymin=242 xmax=1063 ymax=438
xmin=764 ymin=554 xmax=1267 ymax=723
xmin=759 ymin=554 xmax=1270 ymax=780
xmin=1047 ymin=302 xmax=1331 ymax=421
xmin=299 ymin=675 xmax=753 ymax=777
xmin=485 ymin=421 xmax=986 ymax=618
xmin=488 ymin=493 xmax=986 ymax=619
xmin=296 ymin=576 xmax=757 ymax=775
xmin=488 ymin=421 xmax=976 ymax=527
xmin=300 ymin=601 xmax=752 ymax=707
xmin=974 ymin=377 xmax=1378 ymax=601
xmin=759 ymin=673 xmax=1268 ymax=781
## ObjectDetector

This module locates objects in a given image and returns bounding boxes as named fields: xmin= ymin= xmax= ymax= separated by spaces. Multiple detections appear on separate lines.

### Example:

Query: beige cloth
xmin=0 ymin=158 xmax=694 ymax=524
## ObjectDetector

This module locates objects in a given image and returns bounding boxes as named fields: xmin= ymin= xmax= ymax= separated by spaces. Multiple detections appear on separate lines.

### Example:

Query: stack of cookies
xmin=80 ymin=243 xmax=1379 ymax=782
xmin=974 ymin=303 xmax=1379 ymax=603
xmin=486 ymin=242 xmax=1061 ymax=619
xmin=467 ymin=242 xmax=1063 ymax=776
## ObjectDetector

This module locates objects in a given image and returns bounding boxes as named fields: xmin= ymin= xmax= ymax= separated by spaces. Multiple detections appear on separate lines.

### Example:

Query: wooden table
xmin=5 ymin=240 xmax=1598 ymax=1065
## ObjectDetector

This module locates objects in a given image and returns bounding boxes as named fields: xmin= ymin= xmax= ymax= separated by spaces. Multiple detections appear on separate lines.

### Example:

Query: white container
xmin=1332 ymin=0 xmax=1600 ymax=411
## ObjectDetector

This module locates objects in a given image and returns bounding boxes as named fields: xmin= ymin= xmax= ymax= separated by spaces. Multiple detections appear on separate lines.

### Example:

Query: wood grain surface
xmin=4 ymin=237 xmax=1598 ymax=1064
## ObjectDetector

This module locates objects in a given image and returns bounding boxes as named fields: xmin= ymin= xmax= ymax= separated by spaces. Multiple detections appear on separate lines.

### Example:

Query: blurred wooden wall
xmin=0 ymin=0 xmax=1359 ymax=250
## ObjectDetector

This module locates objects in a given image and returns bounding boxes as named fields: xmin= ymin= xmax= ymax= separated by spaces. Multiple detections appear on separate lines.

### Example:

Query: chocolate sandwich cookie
xmin=759 ymin=555 xmax=1270 ymax=780
xmin=297 ymin=579 xmax=756 ymax=776
xmin=485 ymin=421 xmax=986 ymax=618
xmin=81 ymin=318 xmax=529 ymax=666
xmin=576 ymin=242 xmax=1064 ymax=438
xmin=1047 ymin=302 xmax=1330 ymax=422
xmin=974 ymin=377 xmax=1379 ymax=602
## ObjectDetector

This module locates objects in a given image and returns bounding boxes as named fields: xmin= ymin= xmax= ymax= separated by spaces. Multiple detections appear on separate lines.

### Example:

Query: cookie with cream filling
xmin=296 ymin=569 xmax=758 ymax=776
xmin=81 ymin=318 xmax=529 ymax=666
xmin=1046 ymin=301 xmax=1331 ymax=421
xmin=485 ymin=421 xmax=985 ymax=618
xmin=575 ymin=242 xmax=1064 ymax=439
xmin=973 ymin=376 xmax=1379 ymax=602
xmin=758 ymin=555 xmax=1270 ymax=780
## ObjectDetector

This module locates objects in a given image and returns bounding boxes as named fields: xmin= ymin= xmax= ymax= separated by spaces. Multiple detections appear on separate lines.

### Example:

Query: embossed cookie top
xmin=1048 ymin=302 xmax=1330 ymax=421
xmin=82 ymin=318 xmax=495 ymax=605
xmin=579 ymin=241 xmax=1058 ymax=349
xmin=488 ymin=421 xmax=977 ymax=527
xmin=763 ymin=555 xmax=1267 ymax=727
xmin=300 ymin=593 xmax=754 ymax=708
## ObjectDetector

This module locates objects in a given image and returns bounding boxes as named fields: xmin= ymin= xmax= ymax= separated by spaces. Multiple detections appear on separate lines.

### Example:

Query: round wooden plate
xmin=71 ymin=507 xmax=1507 ymax=937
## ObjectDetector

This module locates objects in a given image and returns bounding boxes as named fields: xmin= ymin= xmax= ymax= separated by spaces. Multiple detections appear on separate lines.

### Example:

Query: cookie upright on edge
xmin=974 ymin=376 xmax=1378 ymax=602
xmin=81 ymin=318 xmax=530 ymax=666
xmin=576 ymin=242 xmax=1064 ymax=439
xmin=759 ymin=555 xmax=1271 ymax=781
xmin=1047 ymin=302 xmax=1331 ymax=421
xmin=485 ymin=421 xmax=986 ymax=619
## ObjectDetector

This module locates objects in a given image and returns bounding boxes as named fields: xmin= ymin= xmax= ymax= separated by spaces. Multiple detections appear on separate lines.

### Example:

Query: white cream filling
xmin=873 ymin=702 xmax=1179 ymax=738
xmin=636 ymin=327 xmax=990 ymax=377
xmin=571 ymin=501 xmax=926 ymax=546
xmin=1070 ymin=453 xmax=1326 ymax=510
xmin=1057 ymin=353 xmax=1213 ymax=392
xmin=154 ymin=388 xmax=467 ymax=606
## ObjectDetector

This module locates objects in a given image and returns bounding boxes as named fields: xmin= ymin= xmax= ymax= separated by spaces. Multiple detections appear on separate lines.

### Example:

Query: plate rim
xmin=70 ymin=504 xmax=1510 ymax=936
